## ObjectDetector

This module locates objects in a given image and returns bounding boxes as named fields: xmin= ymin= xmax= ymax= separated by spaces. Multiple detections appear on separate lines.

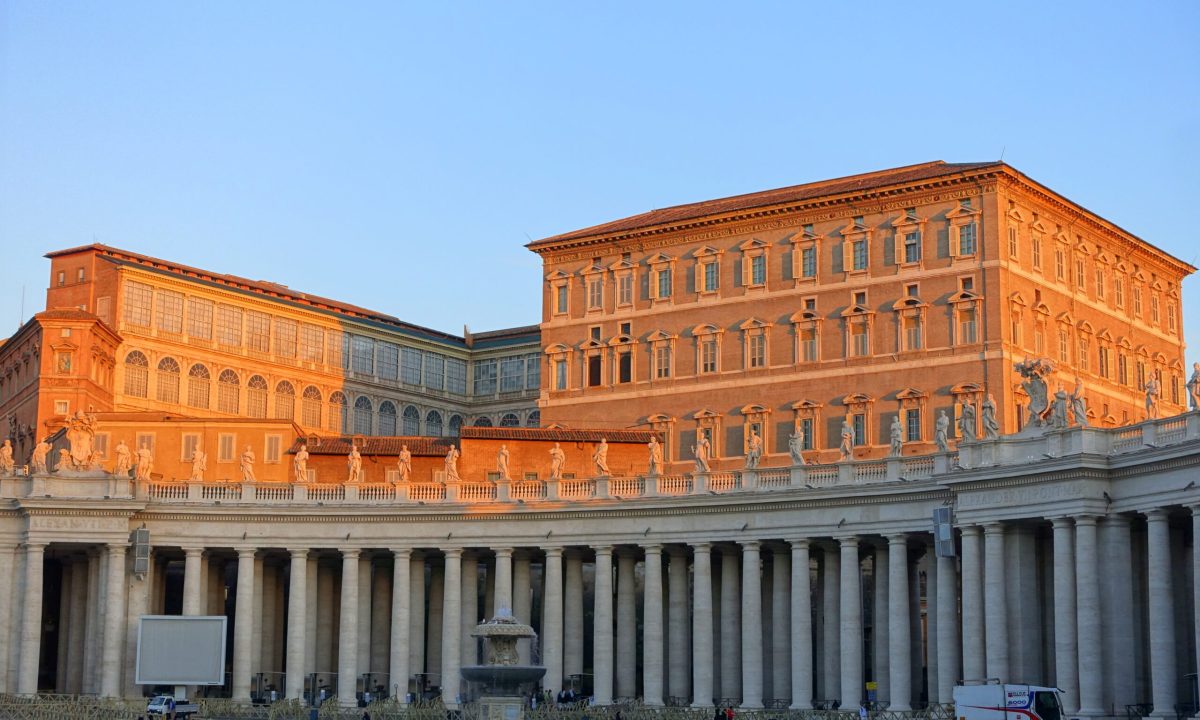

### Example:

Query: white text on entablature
xmin=957 ymin=482 xmax=1084 ymax=509
xmin=27 ymin=515 xmax=125 ymax=532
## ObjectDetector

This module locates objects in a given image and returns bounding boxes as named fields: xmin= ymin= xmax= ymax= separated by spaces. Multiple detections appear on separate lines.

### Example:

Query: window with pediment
xmin=790 ymin=400 xmax=822 ymax=451
xmin=1135 ymin=346 xmax=1151 ymax=391
xmin=1170 ymin=360 xmax=1184 ymax=405
xmin=791 ymin=299 xmax=822 ymax=363
xmin=1096 ymin=331 xmax=1113 ymax=379
xmin=896 ymin=388 xmax=927 ymax=443
xmin=1055 ymin=313 xmax=1074 ymax=365
xmin=950 ymin=280 xmax=982 ymax=346
xmin=893 ymin=286 xmax=926 ymax=352
xmin=790 ymin=224 xmax=820 ymax=283
xmin=546 ymin=344 xmax=570 ymax=391
xmin=739 ymin=238 xmax=769 ymax=288
xmin=648 ymin=331 xmax=676 ymax=380
xmin=693 ymin=409 xmax=721 ymax=455
xmin=950 ymin=383 xmax=984 ymax=438
xmin=582 ymin=262 xmax=605 ymax=312
xmin=1009 ymin=293 xmax=1027 ymax=349
xmin=892 ymin=207 xmax=926 ymax=266
xmin=1031 ymin=296 xmax=1050 ymax=356
xmin=1150 ymin=288 xmax=1161 ymax=326
xmin=611 ymin=254 xmax=635 ymax=308
xmin=648 ymin=253 xmax=676 ymax=302
xmin=548 ymin=271 xmax=571 ymax=316
xmin=1167 ymin=297 xmax=1178 ymax=334
xmin=842 ymin=393 xmax=874 ymax=447
xmin=1006 ymin=202 xmax=1024 ymax=260
xmin=842 ymin=293 xmax=873 ymax=357
xmin=945 ymin=199 xmax=980 ymax=259
xmin=1053 ymin=226 xmax=1069 ymax=283
xmin=648 ymin=414 xmax=675 ymax=463
xmin=1029 ymin=215 xmax=1047 ymax=271
xmin=740 ymin=318 xmax=770 ymax=369
xmin=694 ymin=246 xmax=723 ymax=295
xmin=1094 ymin=253 xmax=1109 ymax=302
xmin=1116 ymin=338 xmax=1133 ymax=386
xmin=1073 ymin=238 xmax=1092 ymax=293
xmin=741 ymin=404 xmax=770 ymax=456
xmin=609 ymin=332 xmax=637 ymax=384
xmin=1076 ymin=322 xmax=1093 ymax=373
xmin=581 ymin=338 xmax=605 ymax=388
xmin=692 ymin=324 xmax=723 ymax=375
xmin=841 ymin=216 xmax=871 ymax=274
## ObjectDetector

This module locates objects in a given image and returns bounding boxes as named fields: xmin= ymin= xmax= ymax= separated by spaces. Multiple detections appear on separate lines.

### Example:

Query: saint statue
xmin=190 ymin=447 xmax=208 ymax=482
xmin=240 ymin=446 xmax=256 ymax=482
xmin=647 ymin=437 xmax=663 ymax=475
xmin=1070 ymin=378 xmax=1089 ymax=428
xmin=396 ymin=445 xmax=411 ymax=483
xmin=960 ymin=402 xmax=978 ymax=442
xmin=1145 ymin=374 xmax=1161 ymax=419
xmin=1014 ymin=358 xmax=1055 ymax=426
xmin=135 ymin=442 xmax=154 ymax=482
xmin=497 ymin=444 xmax=511 ymax=480
xmin=889 ymin=417 xmax=903 ymax=458
xmin=981 ymin=394 xmax=1000 ymax=439
xmin=31 ymin=439 xmax=50 ymax=474
xmin=839 ymin=419 xmax=854 ymax=461
xmin=294 ymin=444 xmax=309 ymax=482
xmin=347 ymin=444 xmax=363 ymax=483
xmin=114 ymin=440 xmax=133 ymax=477
xmin=745 ymin=430 xmax=763 ymax=469
xmin=0 ymin=439 xmax=14 ymax=476
xmin=444 ymin=444 xmax=461 ymax=482
xmin=1188 ymin=362 xmax=1200 ymax=411
xmin=1051 ymin=385 xmax=1069 ymax=429
xmin=549 ymin=442 xmax=565 ymax=479
xmin=788 ymin=430 xmax=805 ymax=465
xmin=692 ymin=435 xmax=711 ymax=473
xmin=592 ymin=438 xmax=610 ymax=476
xmin=935 ymin=411 xmax=950 ymax=453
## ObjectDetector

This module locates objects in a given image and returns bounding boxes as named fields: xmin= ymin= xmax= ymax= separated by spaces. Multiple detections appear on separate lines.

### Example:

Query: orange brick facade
xmin=529 ymin=161 xmax=1193 ymax=471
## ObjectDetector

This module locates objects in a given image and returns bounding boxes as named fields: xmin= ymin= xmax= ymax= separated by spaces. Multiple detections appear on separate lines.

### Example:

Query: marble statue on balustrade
xmin=241 ymin=446 xmax=256 ymax=482
xmin=114 ymin=440 xmax=132 ymax=477
xmin=445 ymin=444 xmax=461 ymax=482
xmin=593 ymin=439 xmax=610 ymax=476
xmin=135 ymin=442 xmax=153 ymax=482
xmin=62 ymin=409 xmax=102 ymax=473
xmin=1071 ymin=378 xmax=1089 ymax=428
xmin=935 ymin=411 xmax=950 ymax=453
xmin=1145 ymin=374 xmax=1161 ymax=420
xmin=1188 ymin=362 xmax=1200 ymax=411
xmin=347 ymin=444 xmax=363 ymax=483
xmin=190 ymin=447 xmax=208 ymax=482
xmin=692 ymin=435 xmax=711 ymax=472
xmin=0 ymin=439 xmax=14 ymax=476
xmin=981 ymin=394 xmax=1000 ymax=439
xmin=960 ymin=401 xmax=978 ymax=441
xmin=889 ymin=417 xmax=903 ymax=458
xmin=30 ymin=439 xmax=50 ymax=474
xmin=1015 ymin=358 xmax=1055 ymax=426
xmin=647 ymin=437 xmax=662 ymax=475
xmin=788 ymin=430 xmax=805 ymax=465
xmin=839 ymin=419 xmax=854 ymax=461
xmin=1051 ymin=386 xmax=1069 ymax=429
xmin=549 ymin=442 xmax=565 ymax=479
xmin=395 ymin=445 xmax=411 ymax=482
xmin=497 ymin=444 xmax=511 ymax=480
xmin=745 ymin=430 xmax=763 ymax=469
xmin=294 ymin=444 xmax=309 ymax=482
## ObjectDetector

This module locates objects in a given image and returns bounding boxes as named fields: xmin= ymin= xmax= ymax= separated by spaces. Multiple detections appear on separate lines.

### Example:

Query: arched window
xmin=448 ymin=414 xmax=463 ymax=436
xmin=327 ymin=391 xmax=347 ymax=434
xmin=247 ymin=375 xmax=268 ymax=418
xmin=217 ymin=369 xmax=240 ymax=414
xmin=500 ymin=413 xmax=520 ymax=427
xmin=474 ymin=416 xmax=493 ymax=427
xmin=124 ymin=351 xmax=149 ymax=398
xmin=425 ymin=410 xmax=443 ymax=436
xmin=526 ymin=410 xmax=540 ymax=428
xmin=275 ymin=381 xmax=295 ymax=421
xmin=402 ymin=405 xmax=420 ymax=435
xmin=301 ymin=386 xmax=322 ymax=428
xmin=156 ymin=357 xmax=180 ymax=404
xmin=379 ymin=401 xmax=398 ymax=436
xmin=187 ymin=364 xmax=211 ymax=409
xmin=354 ymin=396 xmax=373 ymax=435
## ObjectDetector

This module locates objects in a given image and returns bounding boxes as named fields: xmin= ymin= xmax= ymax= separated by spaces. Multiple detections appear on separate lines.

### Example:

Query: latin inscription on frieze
xmin=958 ymin=482 xmax=1084 ymax=509
xmin=28 ymin=515 xmax=124 ymax=532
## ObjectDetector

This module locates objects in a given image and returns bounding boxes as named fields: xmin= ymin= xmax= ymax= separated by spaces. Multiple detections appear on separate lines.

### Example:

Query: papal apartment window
xmin=746 ymin=334 xmax=765 ymax=368
xmin=703 ymin=261 xmax=720 ymax=292
xmin=587 ymin=276 xmax=603 ymax=310
xmin=903 ymin=231 xmax=922 ymax=263
xmin=1031 ymin=237 xmax=1042 ymax=270
xmin=800 ymin=328 xmax=819 ymax=362
xmin=959 ymin=224 xmax=977 ymax=255
xmin=957 ymin=307 xmax=977 ymax=345
xmin=850 ymin=322 xmax=870 ymax=357
xmin=852 ymin=239 xmax=868 ymax=271
xmin=905 ymin=408 xmax=921 ymax=442
xmin=654 ymin=345 xmax=672 ymax=379
xmin=798 ymin=418 xmax=814 ymax=450
xmin=556 ymin=284 xmax=569 ymax=314
xmin=750 ymin=255 xmax=767 ymax=285
xmin=588 ymin=354 xmax=603 ymax=386
xmin=700 ymin=337 xmax=718 ymax=374
xmin=618 ymin=273 xmax=633 ymax=306
xmin=903 ymin=315 xmax=922 ymax=351
xmin=656 ymin=266 xmax=673 ymax=299
xmin=1008 ymin=226 xmax=1019 ymax=258
xmin=852 ymin=413 xmax=866 ymax=446
xmin=801 ymin=246 xmax=817 ymax=279
xmin=618 ymin=351 xmax=632 ymax=383
xmin=555 ymin=359 xmax=568 ymax=390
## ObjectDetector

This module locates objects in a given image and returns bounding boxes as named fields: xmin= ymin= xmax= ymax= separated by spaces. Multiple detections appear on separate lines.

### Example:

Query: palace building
xmin=0 ymin=162 xmax=1198 ymax=720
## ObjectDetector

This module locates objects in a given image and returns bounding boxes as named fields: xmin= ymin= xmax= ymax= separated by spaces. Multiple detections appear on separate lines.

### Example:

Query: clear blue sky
xmin=2 ymin=2 xmax=1198 ymax=366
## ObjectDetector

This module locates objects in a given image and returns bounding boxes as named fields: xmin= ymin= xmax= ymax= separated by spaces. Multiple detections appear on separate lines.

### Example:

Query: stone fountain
xmin=460 ymin=609 xmax=546 ymax=720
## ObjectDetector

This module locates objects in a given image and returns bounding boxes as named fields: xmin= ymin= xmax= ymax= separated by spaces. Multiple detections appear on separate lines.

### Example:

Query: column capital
xmin=690 ymin=541 xmax=712 ymax=553
xmin=1145 ymin=507 xmax=1171 ymax=522
xmin=106 ymin=543 xmax=128 ymax=556
xmin=443 ymin=547 xmax=464 ymax=559
xmin=22 ymin=542 xmax=47 ymax=553
xmin=592 ymin=545 xmax=613 ymax=557
xmin=642 ymin=543 xmax=664 ymax=555
xmin=288 ymin=548 xmax=309 ymax=560
xmin=494 ymin=547 xmax=514 ymax=559
xmin=1102 ymin=513 xmax=1132 ymax=527
xmin=887 ymin=533 xmax=908 ymax=546
xmin=341 ymin=548 xmax=361 ymax=560
xmin=836 ymin=535 xmax=859 ymax=547
xmin=1050 ymin=516 xmax=1074 ymax=529
xmin=740 ymin=539 xmax=761 ymax=551
xmin=390 ymin=546 xmax=413 ymax=558
xmin=983 ymin=521 xmax=1006 ymax=535
xmin=666 ymin=545 xmax=688 ymax=558
xmin=787 ymin=538 xmax=810 ymax=550
xmin=543 ymin=547 xmax=563 ymax=559
xmin=960 ymin=524 xmax=982 ymax=537
xmin=235 ymin=546 xmax=257 ymax=559
xmin=1073 ymin=514 xmax=1100 ymax=527
xmin=181 ymin=545 xmax=206 ymax=555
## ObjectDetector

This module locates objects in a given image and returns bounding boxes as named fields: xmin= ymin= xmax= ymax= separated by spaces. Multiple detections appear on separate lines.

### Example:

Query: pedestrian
xmin=860 ymin=704 xmax=869 ymax=720
xmin=714 ymin=708 xmax=724 ymax=720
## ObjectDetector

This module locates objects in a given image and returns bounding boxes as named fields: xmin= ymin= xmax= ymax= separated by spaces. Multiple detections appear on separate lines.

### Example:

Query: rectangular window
xmin=1031 ymin=238 xmax=1042 ymax=269
xmin=300 ymin=324 xmax=324 ymax=362
xmin=54 ymin=400 xmax=69 ymax=415
xmin=587 ymin=277 xmax=603 ymax=309
xmin=1078 ymin=338 xmax=1089 ymax=371
xmin=555 ymin=359 xmax=567 ymax=390
xmin=1115 ymin=277 xmax=1125 ymax=307
xmin=273 ymin=318 xmax=297 ymax=358
xmin=187 ymin=297 xmax=213 ymax=340
xmin=1168 ymin=302 xmax=1177 ymax=333
xmin=154 ymin=289 xmax=184 ymax=334
xmin=1076 ymin=260 xmax=1086 ymax=290
xmin=905 ymin=408 xmax=921 ymax=442
xmin=1099 ymin=346 xmax=1110 ymax=378
xmin=135 ymin=432 xmax=155 ymax=456
xmin=555 ymin=285 xmax=569 ymax=314
xmin=618 ymin=351 xmax=632 ymax=383
xmin=701 ymin=338 xmax=718 ymax=373
xmin=181 ymin=433 xmax=201 ymax=461
xmin=500 ymin=357 xmax=524 ymax=392
xmin=123 ymin=281 xmax=153 ymax=327
xmin=801 ymin=247 xmax=817 ymax=278
xmin=218 ymin=433 xmax=235 ymax=463
xmin=424 ymin=353 xmax=445 ymax=390
xmin=904 ymin=232 xmax=921 ymax=263
xmin=246 ymin=311 xmax=271 ymax=353
xmin=654 ymin=345 xmax=671 ymax=378
xmin=525 ymin=354 xmax=540 ymax=389
xmin=1133 ymin=286 xmax=1143 ymax=315
xmin=448 ymin=358 xmax=468 ymax=394
xmin=959 ymin=223 xmax=976 ymax=255
xmin=265 ymin=435 xmax=281 ymax=463
xmin=1058 ymin=329 xmax=1069 ymax=363
xmin=1053 ymin=249 xmax=1065 ymax=281
xmin=402 ymin=347 xmax=423 ymax=385
xmin=1008 ymin=227 xmax=1018 ymax=258
xmin=903 ymin=316 xmax=922 ymax=351
xmin=93 ymin=433 xmax=108 ymax=459
xmin=852 ymin=324 xmax=869 ymax=356
xmin=748 ymin=334 xmax=766 ymax=368
xmin=704 ymin=262 xmax=719 ymax=292
xmin=852 ymin=240 xmax=868 ymax=270
xmin=656 ymin=267 xmax=673 ymax=299
xmin=473 ymin=359 xmax=496 ymax=395
xmin=750 ymin=255 xmax=766 ymax=285
xmin=801 ymin=329 xmax=818 ymax=362
xmin=854 ymin=291 xmax=867 ymax=306
xmin=799 ymin=418 xmax=814 ymax=450
xmin=1095 ymin=269 xmax=1106 ymax=300
xmin=588 ymin=354 xmax=603 ymax=386
xmin=618 ymin=274 xmax=633 ymax=305
xmin=1118 ymin=354 xmax=1128 ymax=385
xmin=852 ymin=413 xmax=865 ymax=446
xmin=57 ymin=271 xmax=65 ymax=287
xmin=216 ymin=305 xmax=243 ymax=347
xmin=1151 ymin=295 xmax=1160 ymax=324
xmin=350 ymin=335 xmax=374 ymax=375
xmin=378 ymin=343 xmax=400 ymax=381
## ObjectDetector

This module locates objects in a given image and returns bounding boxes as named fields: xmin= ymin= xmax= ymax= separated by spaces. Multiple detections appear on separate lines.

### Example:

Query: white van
xmin=953 ymin=683 xmax=1063 ymax=720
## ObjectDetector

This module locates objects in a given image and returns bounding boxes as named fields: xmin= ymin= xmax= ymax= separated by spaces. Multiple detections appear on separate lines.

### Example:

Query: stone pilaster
xmin=286 ymin=549 xmax=308 ymax=700
xmin=232 ymin=548 xmax=256 ymax=702
xmin=337 ymin=549 xmax=360 ymax=706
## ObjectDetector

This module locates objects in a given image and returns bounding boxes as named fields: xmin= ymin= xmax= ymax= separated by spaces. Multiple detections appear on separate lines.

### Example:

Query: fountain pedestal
xmin=460 ymin=611 xmax=546 ymax=720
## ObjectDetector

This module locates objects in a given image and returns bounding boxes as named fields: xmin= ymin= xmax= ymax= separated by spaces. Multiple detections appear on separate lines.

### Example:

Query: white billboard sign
xmin=135 ymin=615 xmax=227 ymax=685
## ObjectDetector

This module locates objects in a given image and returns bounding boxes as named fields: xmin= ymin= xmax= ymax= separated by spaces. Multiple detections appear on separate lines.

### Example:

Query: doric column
xmin=983 ymin=522 xmax=1009 ymax=681
xmin=305 ymin=557 xmax=318 ymax=677
xmin=1146 ymin=509 xmax=1176 ymax=718
xmin=67 ymin=558 xmax=87 ymax=694
xmin=0 ymin=545 xmax=16 ymax=693
xmin=616 ymin=550 xmax=636 ymax=699
xmin=390 ymin=549 xmax=411 ymax=702
xmin=771 ymin=546 xmax=791 ymax=704
xmin=839 ymin=536 xmax=862 ymax=709
xmin=252 ymin=556 xmax=265 ymax=675
xmin=1101 ymin=516 xmax=1135 ymax=713
xmin=286 ymin=549 xmax=308 ymax=699
xmin=182 ymin=546 xmax=205 ymax=616
xmin=691 ymin=543 xmax=714 ymax=708
xmin=643 ymin=544 xmax=665 ymax=705
xmin=739 ymin=541 xmax=763 ymax=708
xmin=493 ymin=548 xmax=513 ymax=613
xmin=820 ymin=545 xmax=839 ymax=701
xmin=232 ymin=548 xmax=256 ymax=701
xmin=541 ymin=548 xmax=563 ymax=696
xmin=960 ymin=526 xmax=984 ymax=681
xmin=887 ymin=534 xmax=911 ymax=711
xmin=1050 ymin=518 xmax=1079 ymax=712
xmin=564 ymin=550 xmax=585 ymax=680
xmin=1074 ymin=516 xmax=1102 ymax=717
xmin=924 ymin=542 xmax=938 ymax=703
xmin=592 ymin=546 xmax=614 ymax=705
xmin=357 ymin=556 xmax=371 ymax=675
xmin=100 ymin=544 xmax=128 ymax=697
xmin=441 ymin=549 xmax=463 ymax=706
xmin=789 ymin=540 xmax=812 ymax=709
xmin=873 ymin=544 xmax=890 ymax=704
xmin=668 ymin=547 xmax=691 ymax=701
xmin=935 ymin=553 xmax=959 ymax=703
xmin=337 ymin=549 xmax=360 ymax=706
xmin=409 ymin=553 xmax=426 ymax=679
xmin=16 ymin=542 xmax=45 ymax=694
xmin=461 ymin=554 xmax=479 ymax=667
xmin=720 ymin=546 xmax=742 ymax=700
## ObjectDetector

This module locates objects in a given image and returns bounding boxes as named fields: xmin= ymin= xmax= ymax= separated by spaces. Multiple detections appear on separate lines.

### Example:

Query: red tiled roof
xmin=528 ymin=161 xmax=1003 ymax=249
xmin=289 ymin=436 xmax=453 ymax=457
xmin=36 ymin=308 xmax=102 ymax=321
xmin=460 ymin=427 xmax=656 ymax=443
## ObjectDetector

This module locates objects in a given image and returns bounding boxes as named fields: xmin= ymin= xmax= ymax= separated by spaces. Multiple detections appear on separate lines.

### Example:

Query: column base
xmin=692 ymin=702 xmax=715 ymax=709
xmin=790 ymin=704 xmax=814 ymax=711
xmin=740 ymin=702 xmax=764 ymax=709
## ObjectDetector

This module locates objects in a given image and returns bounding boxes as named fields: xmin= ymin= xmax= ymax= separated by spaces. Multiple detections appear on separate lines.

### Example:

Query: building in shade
xmin=528 ymin=161 xmax=1193 ymax=470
